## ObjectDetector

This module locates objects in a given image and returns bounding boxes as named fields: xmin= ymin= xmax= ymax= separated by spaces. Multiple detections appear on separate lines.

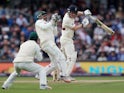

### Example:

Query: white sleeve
xmin=36 ymin=20 xmax=55 ymax=30
xmin=53 ymin=26 xmax=58 ymax=36
xmin=35 ymin=44 xmax=43 ymax=61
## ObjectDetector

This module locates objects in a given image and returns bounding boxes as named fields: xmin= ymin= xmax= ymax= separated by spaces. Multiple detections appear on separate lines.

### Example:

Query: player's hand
xmin=84 ymin=9 xmax=92 ymax=16
xmin=51 ymin=13 xmax=61 ymax=22
xmin=89 ymin=15 xmax=97 ymax=21
xmin=82 ymin=18 xmax=89 ymax=27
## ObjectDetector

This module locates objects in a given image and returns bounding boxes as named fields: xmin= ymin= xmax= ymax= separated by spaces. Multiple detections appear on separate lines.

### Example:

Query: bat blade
xmin=90 ymin=16 xmax=115 ymax=35
xmin=96 ymin=19 xmax=115 ymax=35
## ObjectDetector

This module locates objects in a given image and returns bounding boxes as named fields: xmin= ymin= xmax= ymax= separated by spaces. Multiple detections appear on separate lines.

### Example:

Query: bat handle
xmin=89 ymin=15 xmax=97 ymax=21
xmin=111 ymin=31 xmax=115 ymax=35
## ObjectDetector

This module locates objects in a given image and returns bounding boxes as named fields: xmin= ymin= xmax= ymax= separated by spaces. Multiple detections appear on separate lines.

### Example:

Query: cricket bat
xmin=90 ymin=15 xmax=115 ymax=35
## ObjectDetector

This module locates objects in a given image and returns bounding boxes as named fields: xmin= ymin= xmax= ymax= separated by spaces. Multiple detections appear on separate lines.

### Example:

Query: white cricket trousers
xmin=2 ymin=62 xmax=47 ymax=89
xmin=60 ymin=38 xmax=77 ymax=76
xmin=41 ymin=42 xmax=67 ymax=76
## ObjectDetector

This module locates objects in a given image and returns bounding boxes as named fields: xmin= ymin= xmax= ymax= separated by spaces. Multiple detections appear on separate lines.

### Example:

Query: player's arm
xmin=77 ymin=9 xmax=92 ymax=16
xmin=36 ymin=21 xmax=55 ymax=30
xmin=63 ymin=18 xmax=82 ymax=31
xmin=71 ymin=24 xmax=82 ymax=31
xmin=64 ymin=18 xmax=89 ymax=31
xmin=53 ymin=26 xmax=58 ymax=36
xmin=72 ymin=18 xmax=89 ymax=31
xmin=77 ymin=11 xmax=83 ymax=16
xmin=36 ymin=13 xmax=59 ymax=30
xmin=35 ymin=44 xmax=43 ymax=61
xmin=74 ymin=10 xmax=92 ymax=30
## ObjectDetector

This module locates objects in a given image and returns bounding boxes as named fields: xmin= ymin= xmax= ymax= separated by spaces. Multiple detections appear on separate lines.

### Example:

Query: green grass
xmin=0 ymin=76 xmax=124 ymax=93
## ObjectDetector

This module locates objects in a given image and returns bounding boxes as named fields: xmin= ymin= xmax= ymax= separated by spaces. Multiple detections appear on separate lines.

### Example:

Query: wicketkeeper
xmin=35 ymin=11 xmax=71 ymax=83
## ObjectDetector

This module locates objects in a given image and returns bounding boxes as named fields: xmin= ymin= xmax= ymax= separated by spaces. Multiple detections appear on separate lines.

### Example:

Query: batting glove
xmin=82 ymin=18 xmax=89 ymax=27
xmin=84 ymin=9 xmax=92 ymax=16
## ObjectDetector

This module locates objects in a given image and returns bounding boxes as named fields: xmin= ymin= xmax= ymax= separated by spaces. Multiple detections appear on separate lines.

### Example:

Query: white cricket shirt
xmin=61 ymin=13 xmax=75 ymax=40
xmin=13 ymin=40 xmax=43 ymax=62
xmin=35 ymin=19 xmax=57 ymax=48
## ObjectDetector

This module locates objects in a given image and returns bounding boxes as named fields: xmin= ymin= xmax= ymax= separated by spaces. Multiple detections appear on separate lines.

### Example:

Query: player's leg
xmin=35 ymin=63 xmax=57 ymax=80
xmin=35 ymin=55 xmax=59 ymax=81
xmin=52 ymin=46 xmax=71 ymax=83
xmin=34 ymin=56 xmax=57 ymax=81
xmin=61 ymin=40 xmax=77 ymax=80
xmin=43 ymin=44 xmax=71 ymax=83
xmin=66 ymin=51 xmax=77 ymax=81
xmin=18 ymin=62 xmax=51 ymax=89
xmin=2 ymin=71 xmax=18 ymax=89
xmin=39 ymin=69 xmax=52 ymax=90
xmin=2 ymin=64 xmax=20 ymax=89
xmin=47 ymin=54 xmax=60 ymax=81
xmin=44 ymin=54 xmax=57 ymax=75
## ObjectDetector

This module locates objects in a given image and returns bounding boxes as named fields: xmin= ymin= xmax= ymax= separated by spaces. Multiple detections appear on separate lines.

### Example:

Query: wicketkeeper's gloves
xmin=51 ymin=13 xmax=61 ymax=22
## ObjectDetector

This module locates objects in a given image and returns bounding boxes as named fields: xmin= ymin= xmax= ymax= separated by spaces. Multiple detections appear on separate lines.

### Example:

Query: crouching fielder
xmin=2 ymin=32 xmax=51 ymax=90
xmin=60 ymin=5 xmax=92 ymax=80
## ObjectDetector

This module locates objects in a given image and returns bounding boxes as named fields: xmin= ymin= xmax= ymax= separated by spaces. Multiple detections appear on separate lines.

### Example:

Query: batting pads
xmin=66 ymin=51 xmax=77 ymax=76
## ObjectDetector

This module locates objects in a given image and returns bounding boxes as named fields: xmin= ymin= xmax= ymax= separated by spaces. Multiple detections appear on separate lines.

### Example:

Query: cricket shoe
xmin=40 ymin=85 xmax=52 ymax=90
xmin=61 ymin=76 xmax=71 ymax=83
xmin=69 ymin=76 xmax=76 ymax=81
xmin=1 ymin=85 xmax=8 ymax=90
xmin=2 ymin=87 xmax=6 ymax=89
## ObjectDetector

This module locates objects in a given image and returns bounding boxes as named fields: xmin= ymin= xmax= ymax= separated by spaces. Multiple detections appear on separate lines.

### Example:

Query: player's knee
xmin=59 ymin=53 xmax=66 ymax=61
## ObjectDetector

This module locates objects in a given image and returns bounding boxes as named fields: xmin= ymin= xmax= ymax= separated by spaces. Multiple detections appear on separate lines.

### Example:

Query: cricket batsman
xmin=35 ymin=11 xmax=71 ymax=83
xmin=2 ymin=32 xmax=51 ymax=90
xmin=60 ymin=5 xmax=92 ymax=81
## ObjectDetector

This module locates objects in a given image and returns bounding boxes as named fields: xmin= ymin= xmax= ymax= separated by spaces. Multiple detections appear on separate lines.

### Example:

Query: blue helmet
xmin=67 ymin=5 xmax=78 ymax=14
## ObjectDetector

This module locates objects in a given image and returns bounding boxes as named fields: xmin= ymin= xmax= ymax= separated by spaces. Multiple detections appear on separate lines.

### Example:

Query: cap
xmin=37 ymin=11 xmax=47 ymax=19
xmin=29 ymin=32 xmax=38 ymax=41
xmin=67 ymin=5 xmax=78 ymax=14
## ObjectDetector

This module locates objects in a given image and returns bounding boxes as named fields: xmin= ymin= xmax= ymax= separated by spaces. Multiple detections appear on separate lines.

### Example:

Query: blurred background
xmin=0 ymin=0 xmax=124 ymax=76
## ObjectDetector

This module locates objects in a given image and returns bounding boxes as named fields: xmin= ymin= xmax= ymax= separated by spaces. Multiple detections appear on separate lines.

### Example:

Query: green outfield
xmin=0 ymin=76 xmax=124 ymax=93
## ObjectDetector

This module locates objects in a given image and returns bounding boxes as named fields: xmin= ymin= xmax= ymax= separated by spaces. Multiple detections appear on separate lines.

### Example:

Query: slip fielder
xmin=1 ymin=32 xmax=51 ymax=90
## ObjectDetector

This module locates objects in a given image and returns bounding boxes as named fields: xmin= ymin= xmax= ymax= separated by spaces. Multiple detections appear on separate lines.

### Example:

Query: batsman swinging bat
xmin=90 ymin=16 xmax=115 ymax=35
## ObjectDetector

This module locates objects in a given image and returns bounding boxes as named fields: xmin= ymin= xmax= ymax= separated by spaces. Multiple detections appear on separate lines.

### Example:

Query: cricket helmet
xmin=37 ymin=11 xmax=47 ymax=19
xmin=29 ymin=32 xmax=38 ymax=41
xmin=67 ymin=5 xmax=78 ymax=14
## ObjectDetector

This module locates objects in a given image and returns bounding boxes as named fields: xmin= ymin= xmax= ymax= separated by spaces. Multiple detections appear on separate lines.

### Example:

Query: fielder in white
xmin=1 ymin=32 xmax=51 ymax=90
xmin=35 ymin=11 xmax=71 ymax=83
xmin=60 ymin=5 xmax=92 ymax=80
